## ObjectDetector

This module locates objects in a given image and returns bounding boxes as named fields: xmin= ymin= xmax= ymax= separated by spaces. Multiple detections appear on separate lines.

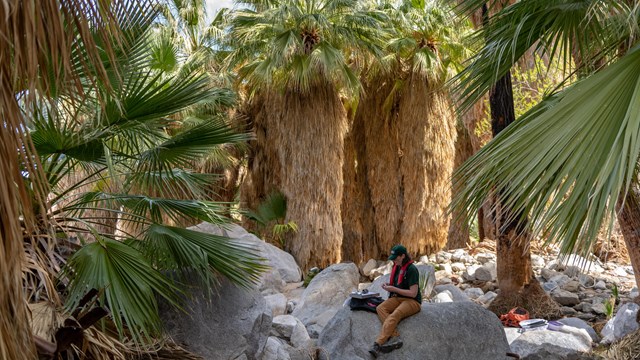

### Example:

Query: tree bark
xmin=242 ymin=82 xmax=347 ymax=271
xmin=616 ymin=184 xmax=640 ymax=289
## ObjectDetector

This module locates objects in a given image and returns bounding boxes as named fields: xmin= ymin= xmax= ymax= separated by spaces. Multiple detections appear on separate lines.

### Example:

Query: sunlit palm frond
xmin=138 ymin=224 xmax=269 ymax=289
xmin=452 ymin=46 xmax=640 ymax=257
xmin=452 ymin=0 xmax=630 ymax=112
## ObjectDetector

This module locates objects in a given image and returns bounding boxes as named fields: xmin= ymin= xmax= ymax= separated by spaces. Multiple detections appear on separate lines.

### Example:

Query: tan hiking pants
xmin=375 ymin=296 xmax=421 ymax=345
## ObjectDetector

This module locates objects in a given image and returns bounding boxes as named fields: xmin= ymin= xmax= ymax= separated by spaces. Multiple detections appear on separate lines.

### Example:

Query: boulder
xmin=362 ymin=259 xmax=378 ymax=277
xmin=509 ymin=329 xmax=591 ymax=360
xmin=317 ymin=302 xmax=511 ymax=360
xmin=601 ymin=302 xmax=640 ymax=344
xmin=159 ymin=277 xmax=271 ymax=360
xmin=261 ymin=337 xmax=312 ymax=360
xmin=264 ymin=293 xmax=288 ymax=317
xmin=189 ymin=222 xmax=303 ymax=294
xmin=291 ymin=263 xmax=359 ymax=335
xmin=557 ymin=318 xmax=599 ymax=342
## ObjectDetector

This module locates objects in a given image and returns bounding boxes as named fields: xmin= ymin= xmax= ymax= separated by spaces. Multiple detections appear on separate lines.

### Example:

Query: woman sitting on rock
xmin=369 ymin=244 xmax=421 ymax=358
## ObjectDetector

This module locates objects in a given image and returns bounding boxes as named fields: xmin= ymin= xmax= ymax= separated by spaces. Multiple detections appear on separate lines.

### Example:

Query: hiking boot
xmin=380 ymin=337 xmax=403 ymax=353
xmin=368 ymin=343 xmax=382 ymax=358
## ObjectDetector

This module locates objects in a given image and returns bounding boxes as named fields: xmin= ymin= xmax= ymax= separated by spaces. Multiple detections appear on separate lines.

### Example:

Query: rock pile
xmin=161 ymin=223 xmax=639 ymax=360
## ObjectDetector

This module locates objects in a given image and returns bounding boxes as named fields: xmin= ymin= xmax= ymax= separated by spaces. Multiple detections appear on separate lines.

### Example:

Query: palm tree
xmin=0 ymin=1 xmax=151 ymax=357
xmin=226 ymin=0 xmax=387 ymax=270
xmin=341 ymin=0 xmax=470 ymax=263
xmin=451 ymin=0 xmax=640 ymax=308
xmin=4 ymin=3 xmax=266 ymax=356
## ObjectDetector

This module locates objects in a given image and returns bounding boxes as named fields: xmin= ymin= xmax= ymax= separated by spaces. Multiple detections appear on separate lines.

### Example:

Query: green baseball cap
xmin=388 ymin=244 xmax=407 ymax=260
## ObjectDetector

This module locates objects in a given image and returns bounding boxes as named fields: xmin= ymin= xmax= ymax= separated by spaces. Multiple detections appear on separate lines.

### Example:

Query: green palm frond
xmin=226 ymin=0 xmax=388 ymax=94
xmin=136 ymin=119 xmax=249 ymax=172
xmin=68 ymin=192 xmax=230 ymax=226
xmin=64 ymin=238 xmax=181 ymax=343
xmin=138 ymin=224 xmax=269 ymax=288
xmin=452 ymin=0 xmax=630 ymax=112
xmin=452 ymin=46 xmax=640 ymax=257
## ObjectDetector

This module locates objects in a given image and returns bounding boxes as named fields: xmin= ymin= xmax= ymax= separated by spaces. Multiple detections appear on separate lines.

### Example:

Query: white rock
xmin=451 ymin=249 xmax=466 ymax=262
xmin=264 ymin=293 xmax=288 ymax=317
xmin=362 ymin=259 xmax=378 ymax=276
xmin=613 ymin=267 xmax=629 ymax=278
xmin=290 ymin=318 xmax=312 ymax=349
xmin=503 ymin=327 xmax=522 ymax=344
xmin=451 ymin=262 xmax=466 ymax=272
xmin=436 ymin=251 xmax=452 ymax=263
xmin=476 ymin=291 xmax=497 ymax=306
xmin=601 ymin=302 xmax=640 ymax=344
xmin=594 ymin=281 xmax=607 ymax=290
xmin=261 ymin=337 xmax=291 ymax=360
xmin=434 ymin=291 xmax=454 ymax=303
xmin=509 ymin=329 xmax=591 ymax=360
xmin=464 ymin=287 xmax=484 ymax=300
xmin=531 ymin=254 xmax=545 ymax=268
xmin=475 ymin=252 xmax=496 ymax=264
xmin=463 ymin=265 xmax=480 ymax=281
xmin=272 ymin=315 xmax=298 ymax=339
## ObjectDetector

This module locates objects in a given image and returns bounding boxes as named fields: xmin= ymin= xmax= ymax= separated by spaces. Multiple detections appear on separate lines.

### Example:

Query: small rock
xmin=630 ymin=287 xmax=639 ymax=298
xmin=475 ymin=263 xmax=497 ymax=282
xmin=451 ymin=249 xmax=466 ymax=262
xmin=362 ymin=259 xmax=378 ymax=277
xmin=591 ymin=302 xmax=607 ymax=315
xmin=577 ymin=313 xmax=596 ymax=321
xmin=476 ymin=291 xmax=497 ymax=306
xmin=542 ymin=281 xmax=558 ymax=292
xmin=463 ymin=265 xmax=480 ymax=281
xmin=272 ymin=315 xmax=298 ymax=339
xmin=451 ymin=262 xmax=466 ymax=272
xmin=613 ymin=267 xmax=629 ymax=278
xmin=531 ymin=254 xmax=545 ymax=268
xmin=564 ymin=266 xmax=582 ymax=278
xmin=560 ymin=306 xmax=578 ymax=316
xmin=441 ymin=263 xmax=452 ymax=275
xmin=561 ymin=280 xmax=581 ymax=292
xmin=578 ymin=274 xmax=595 ymax=288
xmin=436 ymin=251 xmax=451 ymax=264
xmin=464 ymin=287 xmax=484 ymax=300
xmin=594 ymin=281 xmax=607 ymax=290
xmin=541 ymin=268 xmax=560 ymax=281
xmin=550 ymin=274 xmax=571 ymax=288
xmin=434 ymin=291 xmax=454 ymax=303
xmin=551 ymin=289 xmax=580 ymax=306
xmin=476 ymin=252 xmax=496 ymax=264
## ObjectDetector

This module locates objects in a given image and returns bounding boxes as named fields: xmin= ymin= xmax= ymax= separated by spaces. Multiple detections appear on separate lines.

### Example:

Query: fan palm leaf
xmin=452 ymin=45 xmax=640 ymax=257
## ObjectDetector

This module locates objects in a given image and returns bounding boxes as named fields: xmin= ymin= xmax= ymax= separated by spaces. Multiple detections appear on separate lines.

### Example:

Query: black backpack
xmin=349 ymin=296 xmax=384 ymax=313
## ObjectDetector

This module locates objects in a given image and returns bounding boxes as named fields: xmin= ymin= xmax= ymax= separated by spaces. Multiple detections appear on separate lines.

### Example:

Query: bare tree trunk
xmin=616 ymin=184 xmax=640 ymax=289
xmin=484 ymin=16 xmax=558 ymax=317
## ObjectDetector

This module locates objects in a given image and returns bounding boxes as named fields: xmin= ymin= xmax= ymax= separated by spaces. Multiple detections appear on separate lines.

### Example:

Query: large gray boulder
xmin=189 ymin=222 xmax=302 ymax=293
xmin=291 ymin=263 xmax=359 ymax=336
xmin=317 ymin=302 xmax=511 ymax=360
xmin=601 ymin=302 xmax=640 ymax=344
xmin=159 ymin=277 xmax=272 ymax=360
xmin=509 ymin=329 xmax=592 ymax=360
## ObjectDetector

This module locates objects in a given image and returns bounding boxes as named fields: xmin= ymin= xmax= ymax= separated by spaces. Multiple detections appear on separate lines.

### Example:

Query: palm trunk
xmin=616 ymin=184 xmax=640 ymax=289
xmin=341 ymin=99 xmax=377 ymax=263
xmin=486 ymin=62 xmax=559 ymax=319
xmin=396 ymin=73 xmax=456 ymax=255
xmin=242 ymin=81 xmax=347 ymax=271
xmin=342 ymin=71 xmax=456 ymax=260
